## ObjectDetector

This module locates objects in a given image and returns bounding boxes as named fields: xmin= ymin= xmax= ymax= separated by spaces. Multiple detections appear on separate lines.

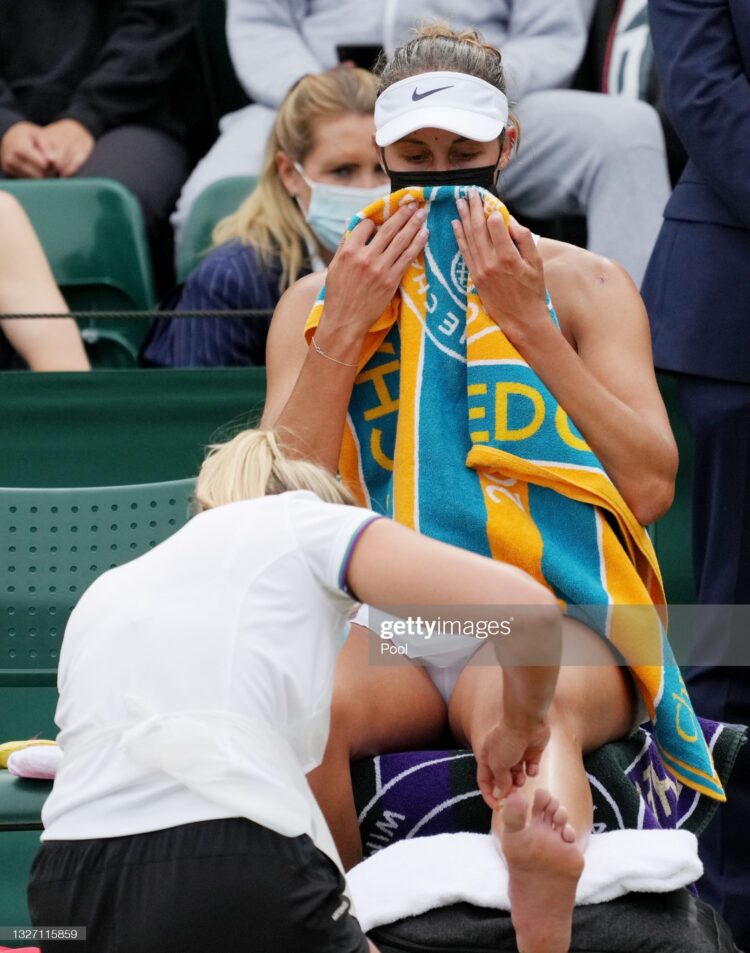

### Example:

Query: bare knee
xmin=544 ymin=697 xmax=585 ymax=751
xmin=549 ymin=668 xmax=634 ymax=753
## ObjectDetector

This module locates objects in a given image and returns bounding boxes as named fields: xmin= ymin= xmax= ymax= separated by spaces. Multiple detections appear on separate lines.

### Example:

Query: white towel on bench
xmin=348 ymin=829 xmax=702 ymax=933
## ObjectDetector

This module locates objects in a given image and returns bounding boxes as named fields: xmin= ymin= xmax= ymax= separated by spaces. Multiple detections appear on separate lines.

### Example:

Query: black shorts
xmin=28 ymin=817 xmax=370 ymax=953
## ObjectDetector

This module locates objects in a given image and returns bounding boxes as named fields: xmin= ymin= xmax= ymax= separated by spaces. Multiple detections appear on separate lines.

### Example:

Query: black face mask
xmin=382 ymin=150 xmax=501 ymax=195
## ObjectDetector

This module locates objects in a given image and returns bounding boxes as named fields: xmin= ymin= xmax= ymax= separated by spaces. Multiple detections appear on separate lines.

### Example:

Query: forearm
xmin=519 ymin=322 xmax=674 ymax=523
xmin=502 ymin=664 xmax=558 ymax=727
xmin=498 ymin=588 xmax=561 ymax=728
xmin=269 ymin=322 xmax=363 ymax=472
xmin=2 ymin=318 xmax=90 ymax=371
xmin=265 ymin=204 xmax=428 ymax=464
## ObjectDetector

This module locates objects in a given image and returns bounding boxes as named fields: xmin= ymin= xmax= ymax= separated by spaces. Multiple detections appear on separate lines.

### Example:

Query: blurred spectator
xmin=0 ymin=192 xmax=89 ymax=371
xmin=0 ymin=0 xmax=197 ymax=291
xmin=641 ymin=0 xmax=750 ymax=947
xmin=143 ymin=68 xmax=388 ymax=367
xmin=580 ymin=0 xmax=687 ymax=185
xmin=173 ymin=0 xmax=670 ymax=287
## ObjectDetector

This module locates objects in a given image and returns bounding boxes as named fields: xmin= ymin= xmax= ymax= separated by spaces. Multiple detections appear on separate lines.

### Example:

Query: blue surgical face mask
xmin=294 ymin=162 xmax=390 ymax=252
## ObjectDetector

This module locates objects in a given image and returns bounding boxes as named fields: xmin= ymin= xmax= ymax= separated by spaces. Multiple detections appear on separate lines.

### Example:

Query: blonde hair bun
xmin=194 ymin=428 xmax=355 ymax=512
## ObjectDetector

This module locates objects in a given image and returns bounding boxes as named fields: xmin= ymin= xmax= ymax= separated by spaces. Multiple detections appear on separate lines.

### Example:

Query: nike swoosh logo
xmin=412 ymin=84 xmax=454 ymax=101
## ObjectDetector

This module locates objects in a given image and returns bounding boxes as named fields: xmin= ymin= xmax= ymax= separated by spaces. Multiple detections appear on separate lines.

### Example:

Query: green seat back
xmin=652 ymin=373 xmax=695 ymax=605
xmin=176 ymin=176 xmax=257 ymax=280
xmin=0 ymin=367 xmax=267 ymax=487
xmin=0 ymin=478 xmax=195 ymax=689
xmin=0 ymin=178 xmax=156 ymax=367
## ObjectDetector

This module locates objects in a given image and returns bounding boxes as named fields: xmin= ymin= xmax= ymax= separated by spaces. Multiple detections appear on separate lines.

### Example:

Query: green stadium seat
xmin=0 ymin=477 xmax=195 ymax=927
xmin=0 ymin=367 xmax=267 ymax=488
xmin=0 ymin=178 xmax=156 ymax=368
xmin=0 ymin=477 xmax=196 ymax=689
xmin=176 ymin=175 xmax=256 ymax=280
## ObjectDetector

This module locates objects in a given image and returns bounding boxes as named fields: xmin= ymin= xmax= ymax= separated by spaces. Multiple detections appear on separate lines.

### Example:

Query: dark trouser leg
xmin=677 ymin=374 xmax=750 ymax=951
xmin=28 ymin=819 xmax=370 ymax=953
xmin=75 ymin=125 xmax=190 ymax=294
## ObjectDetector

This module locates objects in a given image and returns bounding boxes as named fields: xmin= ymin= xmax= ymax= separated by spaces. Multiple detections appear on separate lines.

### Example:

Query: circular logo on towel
xmin=450 ymin=250 xmax=470 ymax=296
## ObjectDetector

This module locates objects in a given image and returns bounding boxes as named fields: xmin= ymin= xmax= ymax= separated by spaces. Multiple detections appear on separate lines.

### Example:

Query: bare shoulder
xmin=263 ymin=270 xmax=327 ymax=427
xmin=539 ymin=238 xmax=637 ymax=301
xmin=537 ymin=239 xmax=645 ymax=342
xmin=287 ymin=269 xmax=327 ymax=306
xmin=267 ymin=270 xmax=327 ymax=346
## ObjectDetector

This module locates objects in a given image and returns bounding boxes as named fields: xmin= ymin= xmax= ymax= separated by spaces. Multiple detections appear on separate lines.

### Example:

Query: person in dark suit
xmin=642 ymin=0 xmax=750 ymax=946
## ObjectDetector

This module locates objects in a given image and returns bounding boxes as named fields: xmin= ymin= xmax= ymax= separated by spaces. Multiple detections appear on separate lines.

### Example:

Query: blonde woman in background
xmin=28 ymin=427 xmax=561 ymax=952
xmin=143 ymin=67 xmax=389 ymax=368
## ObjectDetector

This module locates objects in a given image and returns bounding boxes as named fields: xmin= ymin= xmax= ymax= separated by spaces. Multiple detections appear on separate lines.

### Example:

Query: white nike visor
xmin=375 ymin=70 xmax=509 ymax=147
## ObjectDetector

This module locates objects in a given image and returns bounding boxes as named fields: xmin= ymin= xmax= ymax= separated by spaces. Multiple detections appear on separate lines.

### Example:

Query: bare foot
xmin=493 ymin=788 xmax=584 ymax=953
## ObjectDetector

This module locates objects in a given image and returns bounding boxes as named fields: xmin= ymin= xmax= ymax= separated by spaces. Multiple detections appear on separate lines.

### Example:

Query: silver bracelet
xmin=311 ymin=334 xmax=358 ymax=368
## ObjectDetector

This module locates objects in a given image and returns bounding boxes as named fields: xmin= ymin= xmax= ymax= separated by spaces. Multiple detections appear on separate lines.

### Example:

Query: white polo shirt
xmin=41 ymin=491 xmax=379 ymax=861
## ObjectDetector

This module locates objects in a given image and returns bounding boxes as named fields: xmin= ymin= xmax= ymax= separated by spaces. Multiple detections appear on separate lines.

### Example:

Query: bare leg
xmin=450 ymin=617 xmax=634 ymax=845
xmin=307 ymin=624 xmax=448 ymax=870
xmin=497 ymin=788 xmax=584 ymax=953
xmin=449 ymin=617 xmax=635 ymax=950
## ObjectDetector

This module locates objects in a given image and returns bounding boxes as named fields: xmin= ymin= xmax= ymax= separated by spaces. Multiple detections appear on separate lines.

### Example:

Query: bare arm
xmin=534 ymin=246 xmax=677 ymax=525
xmin=261 ymin=272 xmax=358 ymax=471
xmin=347 ymin=517 xmax=561 ymax=796
xmin=0 ymin=317 xmax=90 ymax=371
xmin=454 ymin=193 xmax=676 ymax=525
xmin=0 ymin=193 xmax=89 ymax=370
xmin=262 ymin=203 xmax=428 ymax=471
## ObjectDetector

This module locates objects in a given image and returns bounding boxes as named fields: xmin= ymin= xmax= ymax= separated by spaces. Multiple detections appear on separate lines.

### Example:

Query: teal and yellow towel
xmin=305 ymin=185 xmax=724 ymax=801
